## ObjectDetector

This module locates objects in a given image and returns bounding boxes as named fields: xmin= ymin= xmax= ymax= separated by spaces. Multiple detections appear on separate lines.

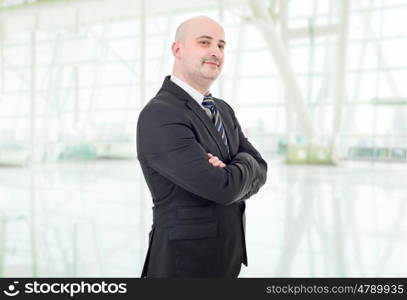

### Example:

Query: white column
xmin=0 ymin=20 xmax=4 ymax=94
xmin=332 ymin=0 xmax=350 ymax=146
xmin=218 ymin=0 xmax=224 ymax=99
xmin=248 ymin=0 xmax=315 ymax=140
xmin=140 ymin=0 xmax=146 ymax=105
xmin=29 ymin=15 xmax=39 ymax=277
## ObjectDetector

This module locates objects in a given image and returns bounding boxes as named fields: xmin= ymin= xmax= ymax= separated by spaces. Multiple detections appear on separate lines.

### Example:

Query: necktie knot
xmin=202 ymin=94 xmax=217 ymax=114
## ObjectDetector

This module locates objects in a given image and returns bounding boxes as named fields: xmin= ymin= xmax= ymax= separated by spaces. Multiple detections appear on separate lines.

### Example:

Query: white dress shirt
xmin=170 ymin=75 xmax=212 ymax=119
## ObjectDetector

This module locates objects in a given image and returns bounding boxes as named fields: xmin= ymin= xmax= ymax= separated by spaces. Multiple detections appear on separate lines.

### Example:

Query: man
xmin=137 ymin=16 xmax=267 ymax=278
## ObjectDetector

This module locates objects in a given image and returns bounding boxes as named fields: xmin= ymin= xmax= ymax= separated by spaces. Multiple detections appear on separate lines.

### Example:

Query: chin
xmin=201 ymin=71 xmax=219 ymax=81
xmin=203 ymin=75 xmax=218 ymax=81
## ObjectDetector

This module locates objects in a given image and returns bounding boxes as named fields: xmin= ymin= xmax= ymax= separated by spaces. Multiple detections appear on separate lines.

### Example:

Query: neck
xmin=172 ymin=72 xmax=211 ymax=95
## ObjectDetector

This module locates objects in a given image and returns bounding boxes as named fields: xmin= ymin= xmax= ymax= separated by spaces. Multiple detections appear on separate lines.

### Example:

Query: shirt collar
xmin=170 ymin=75 xmax=209 ymax=107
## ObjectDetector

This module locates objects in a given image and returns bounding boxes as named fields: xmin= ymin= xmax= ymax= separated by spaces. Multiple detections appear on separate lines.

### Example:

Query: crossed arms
xmin=137 ymin=102 xmax=267 ymax=206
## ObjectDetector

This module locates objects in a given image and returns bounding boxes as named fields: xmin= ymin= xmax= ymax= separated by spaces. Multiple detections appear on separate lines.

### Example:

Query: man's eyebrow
xmin=197 ymin=35 xmax=226 ymax=45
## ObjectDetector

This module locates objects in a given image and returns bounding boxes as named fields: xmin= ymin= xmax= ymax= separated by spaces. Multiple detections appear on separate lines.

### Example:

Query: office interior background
xmin=0 ymin=0 xmax=405 ymax=277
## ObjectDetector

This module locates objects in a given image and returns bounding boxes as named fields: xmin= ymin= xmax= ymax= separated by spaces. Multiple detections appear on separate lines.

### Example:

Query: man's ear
xmin=171 ymin=41 xmax=182 ymax=58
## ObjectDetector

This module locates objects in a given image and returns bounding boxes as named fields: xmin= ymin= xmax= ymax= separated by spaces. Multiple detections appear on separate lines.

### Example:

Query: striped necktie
xmin=202 ymin=94 xmax=229 ymax=153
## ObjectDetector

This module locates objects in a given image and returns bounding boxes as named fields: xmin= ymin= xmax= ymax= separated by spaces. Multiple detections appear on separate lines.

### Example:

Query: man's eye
xmin=200 ymin=41 xmax=209 ymax=45
xmin=218 ymin=44 xmax=225 ymax=49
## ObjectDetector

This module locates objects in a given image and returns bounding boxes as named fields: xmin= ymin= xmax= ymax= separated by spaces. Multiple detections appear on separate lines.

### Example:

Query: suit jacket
xmin=137 ymin=76 xmax=267 ymax=278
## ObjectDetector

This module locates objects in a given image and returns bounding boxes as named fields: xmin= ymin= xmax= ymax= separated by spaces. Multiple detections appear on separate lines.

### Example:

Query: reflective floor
xmin=0 ymin=158 xmax=406 ymax=277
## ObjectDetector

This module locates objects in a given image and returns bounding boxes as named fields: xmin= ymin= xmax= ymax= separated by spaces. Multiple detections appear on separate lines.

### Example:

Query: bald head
xmin=171 ymin=16 xmax=226 ymax=94
xmin=174 ymin=16 xmax=224 ymax=43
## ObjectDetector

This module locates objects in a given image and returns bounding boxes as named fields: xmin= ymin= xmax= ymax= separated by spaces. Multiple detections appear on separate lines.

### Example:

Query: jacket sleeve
xmin=137 ymin=103 xmax=262 ymax=206
xmin=229 ymin=106 xmax=268 ymax=201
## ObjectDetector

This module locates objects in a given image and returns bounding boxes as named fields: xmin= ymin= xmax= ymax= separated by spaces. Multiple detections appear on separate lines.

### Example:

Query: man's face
xmin=176 ymin=20 xmax=225 ymax=84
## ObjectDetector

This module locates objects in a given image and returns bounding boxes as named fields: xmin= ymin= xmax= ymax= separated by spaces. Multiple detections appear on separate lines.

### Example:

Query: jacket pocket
xmin=169 ymin=222 xmax=221 ymax=277
xmin=168 ymin=222 xmax=217 ymax=241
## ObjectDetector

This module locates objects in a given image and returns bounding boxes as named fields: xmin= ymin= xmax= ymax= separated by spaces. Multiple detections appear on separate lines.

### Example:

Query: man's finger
xmin=209 ymin=161 xmax=225 ymax=168
xmin=213 ymin=161 xmax=222 ymax=167
xmin=209 ymin=158 xmax=226 ymax=167
xmin=209 ymin=158 xmax=219 ymax=164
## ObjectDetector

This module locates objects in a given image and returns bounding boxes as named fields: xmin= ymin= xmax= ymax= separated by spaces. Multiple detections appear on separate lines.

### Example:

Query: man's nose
xmin=209 ymin=44 xmax=222 ymax=58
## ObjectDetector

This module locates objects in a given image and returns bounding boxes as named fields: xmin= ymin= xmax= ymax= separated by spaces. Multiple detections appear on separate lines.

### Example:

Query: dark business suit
xmin=137 ymin=76 xmax=267 ymax=278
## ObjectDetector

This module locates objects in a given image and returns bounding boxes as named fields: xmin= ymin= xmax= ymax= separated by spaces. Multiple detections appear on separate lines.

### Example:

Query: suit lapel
xmin=186 ymin=99 xmax=230 ymax=161
xmin=160 ymin=76 xmax=231 ymax=160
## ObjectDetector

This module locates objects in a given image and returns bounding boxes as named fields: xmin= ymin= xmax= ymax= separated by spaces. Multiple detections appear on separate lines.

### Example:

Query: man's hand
xmin=207 ymin=153 xmax=226 ymax=168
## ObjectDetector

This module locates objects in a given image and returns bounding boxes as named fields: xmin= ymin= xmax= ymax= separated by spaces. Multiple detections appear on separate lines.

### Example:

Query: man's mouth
xmin=203 ymin=61 xmax=219 ymax=67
